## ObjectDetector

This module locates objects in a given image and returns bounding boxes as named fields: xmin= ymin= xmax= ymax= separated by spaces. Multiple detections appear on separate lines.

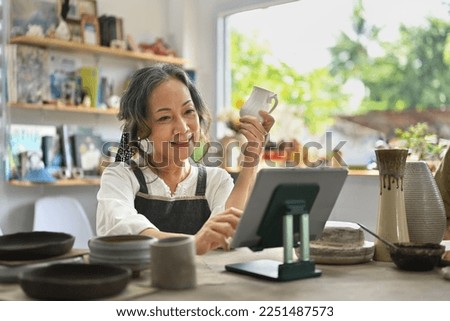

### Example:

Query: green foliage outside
xmin=229 ymin=31 xmax=349 ymax=134
xmin=229 ymin=0 xmax=450 ymax=135
xmin=329 ymin=0 xmax=450 ymax=113
xmin=395 ymin=122 xmax=445 ymax=160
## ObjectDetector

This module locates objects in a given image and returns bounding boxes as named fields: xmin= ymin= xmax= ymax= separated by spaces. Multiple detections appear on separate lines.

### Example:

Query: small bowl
xmin=390 ymin=243 xmax=445 ymax=271
xmin=88 ymin=235 xmax=156 ymax=277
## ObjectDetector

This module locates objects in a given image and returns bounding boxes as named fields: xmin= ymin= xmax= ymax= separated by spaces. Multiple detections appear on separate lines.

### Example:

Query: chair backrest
xmin=34 ymin=196 xmax=95 ymax=249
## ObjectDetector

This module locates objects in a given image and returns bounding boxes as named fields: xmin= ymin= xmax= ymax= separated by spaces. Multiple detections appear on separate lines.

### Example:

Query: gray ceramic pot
xmin=151 ymin=236 xmax=196 ymax=290
xmin=404 ymin=161 xmax=446 ymax=243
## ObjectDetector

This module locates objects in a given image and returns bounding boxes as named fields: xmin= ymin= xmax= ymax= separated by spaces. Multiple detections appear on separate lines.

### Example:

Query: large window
xmin=222 ymin=0 xmax=450 ymax=166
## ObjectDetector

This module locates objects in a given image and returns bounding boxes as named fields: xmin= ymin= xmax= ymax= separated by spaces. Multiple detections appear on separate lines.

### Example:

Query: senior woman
xmin=96 ymin=63 xmax=274 ymax=255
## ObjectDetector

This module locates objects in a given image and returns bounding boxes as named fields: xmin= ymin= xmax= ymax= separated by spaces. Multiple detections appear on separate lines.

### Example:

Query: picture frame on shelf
xmin=64 ymin=0 xmax=98 ymax=21
xmin=67 ymin=20 xmax=82 ymax=42
xmin=71 ymin=134 xmax=103 ymax=176
xmin=81 ymin=14 xmax=100 ymax=45
xmin=10 ymin=0 xmax=59 ymax=37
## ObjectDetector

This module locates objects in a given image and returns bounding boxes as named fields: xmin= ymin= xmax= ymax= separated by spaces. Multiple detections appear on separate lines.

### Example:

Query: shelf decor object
xmin=374 ymin=149 xmax=410 ymax=262
xmin=81 ymin=14 xmax=100 ymax=46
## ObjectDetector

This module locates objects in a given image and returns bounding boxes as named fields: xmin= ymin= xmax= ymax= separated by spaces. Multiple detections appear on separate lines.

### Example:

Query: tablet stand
xmin=226 ymin=184 xmax=322 ymax=281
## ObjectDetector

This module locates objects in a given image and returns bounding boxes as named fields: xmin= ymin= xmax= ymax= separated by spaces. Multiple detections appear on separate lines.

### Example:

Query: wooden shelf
xmin=227 ymin=167 xmax=379 ymax=177
xmin=348 ymin=169 xmax=379 ymax=176
xmin=8 ymin=102 xmax=118 ymax=115
xmin=9 ymin=36 xmax=187 ymax=65
xmin=8 ymin=178 xmax=101 ymax=187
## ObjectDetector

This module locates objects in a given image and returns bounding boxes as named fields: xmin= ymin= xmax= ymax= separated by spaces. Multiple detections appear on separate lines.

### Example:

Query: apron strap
xmin=129 ymin=161 xmax=149 ymax=194
xmin=195 ymin=165 xmax=207 ymax=196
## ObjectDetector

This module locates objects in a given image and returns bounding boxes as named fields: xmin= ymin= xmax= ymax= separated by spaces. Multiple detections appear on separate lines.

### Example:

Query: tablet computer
xmin=230 ymin=167 xmax=348 ymax=250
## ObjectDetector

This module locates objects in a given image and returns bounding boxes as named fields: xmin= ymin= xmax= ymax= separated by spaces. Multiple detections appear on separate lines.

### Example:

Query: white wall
xmin=96 ymin=0 xmax=167 ymax=45
xmin=329 ymin=175 xmax=379 ymax=241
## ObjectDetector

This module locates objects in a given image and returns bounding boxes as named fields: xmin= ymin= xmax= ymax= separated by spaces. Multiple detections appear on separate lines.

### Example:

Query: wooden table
xmin=138 ymin=247 xmax=450 ymax=301
xmin=1 ymin=247 xmax=448 ymax=301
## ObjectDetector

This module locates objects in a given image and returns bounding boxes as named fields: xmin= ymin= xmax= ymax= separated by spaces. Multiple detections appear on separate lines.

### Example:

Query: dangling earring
xmin=139 ymin=137 xmax=153 ymax=154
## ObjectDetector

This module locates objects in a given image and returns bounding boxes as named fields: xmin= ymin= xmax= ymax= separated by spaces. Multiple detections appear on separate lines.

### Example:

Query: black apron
xmin=132 ymin=164 xmax=212 ymax=234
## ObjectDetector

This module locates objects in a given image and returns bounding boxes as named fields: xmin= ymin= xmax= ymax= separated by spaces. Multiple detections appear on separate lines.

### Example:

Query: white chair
xmin=34 ymin=196 xmax=95 ymax=249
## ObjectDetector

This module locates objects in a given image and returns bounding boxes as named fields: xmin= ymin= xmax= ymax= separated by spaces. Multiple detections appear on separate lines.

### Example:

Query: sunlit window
xmin=222 ymin=0 xmax=450 ymax=167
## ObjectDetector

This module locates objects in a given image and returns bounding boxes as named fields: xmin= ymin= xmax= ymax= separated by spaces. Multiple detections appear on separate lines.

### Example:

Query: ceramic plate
xmin=297 ymin=241 xmax=375 ymax=265
xmin=0 ymin=232 xmax=74 ymax=261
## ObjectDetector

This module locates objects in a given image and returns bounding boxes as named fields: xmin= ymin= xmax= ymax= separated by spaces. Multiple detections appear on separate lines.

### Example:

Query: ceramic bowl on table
xmin=19 ymin=263 xmax=131 ymax=300
xmin=389 ymin=243 xmax=445 ymax=271
xmin=0 ymin=231 xmax=74 ymax=261
xmin=88 ymin=235 xmax=156 ymax=277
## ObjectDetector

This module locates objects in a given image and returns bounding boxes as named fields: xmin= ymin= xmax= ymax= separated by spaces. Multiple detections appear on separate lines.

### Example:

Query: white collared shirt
xmin=96 ymin=163 xmax=234 ymax=236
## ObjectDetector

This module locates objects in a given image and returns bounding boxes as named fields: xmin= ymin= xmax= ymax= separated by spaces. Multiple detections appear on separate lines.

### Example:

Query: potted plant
xmin=394 ymin=122 xmax=446 ymax=171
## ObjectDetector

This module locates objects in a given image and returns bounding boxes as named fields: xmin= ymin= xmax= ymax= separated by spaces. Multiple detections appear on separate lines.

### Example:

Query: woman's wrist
xmin=241 ymin=144 xmax=264 ymax=168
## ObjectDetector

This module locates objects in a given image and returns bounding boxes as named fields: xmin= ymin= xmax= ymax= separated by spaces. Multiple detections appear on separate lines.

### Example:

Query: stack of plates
xmin=296 ymin=221 xmax=375 ymax=265
xmin=89 ymin=235 xmax=156 ymax=277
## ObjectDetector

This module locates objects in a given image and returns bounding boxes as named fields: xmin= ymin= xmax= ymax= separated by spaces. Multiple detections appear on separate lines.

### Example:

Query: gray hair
xmin=118 ymin=63 xmax=211 ymax=142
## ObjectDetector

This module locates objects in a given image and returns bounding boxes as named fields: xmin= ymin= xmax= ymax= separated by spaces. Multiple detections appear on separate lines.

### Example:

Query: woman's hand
xmin=238 ymin=110 xmax=275 ymax=167
xmin=195 ymin=207 xmax=243 ymax=255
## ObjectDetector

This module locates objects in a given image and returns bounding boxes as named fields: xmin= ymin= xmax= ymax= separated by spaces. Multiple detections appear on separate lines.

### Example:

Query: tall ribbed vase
xmin=404 ymin=161 xmax=446 ymax=243
xmin=374 ymin=149 xmax=410 ymax=261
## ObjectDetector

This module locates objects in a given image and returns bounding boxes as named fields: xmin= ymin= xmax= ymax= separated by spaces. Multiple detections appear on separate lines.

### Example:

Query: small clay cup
xmin=150 ymin=236 xmax=196 ymax=290
xmin=390 ymin=243 xmax=445 ymax=271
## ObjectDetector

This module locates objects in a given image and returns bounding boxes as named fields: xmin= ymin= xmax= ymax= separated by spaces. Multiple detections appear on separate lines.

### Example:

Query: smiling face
xmin=146 ymin=77 xmax=200 ymax=167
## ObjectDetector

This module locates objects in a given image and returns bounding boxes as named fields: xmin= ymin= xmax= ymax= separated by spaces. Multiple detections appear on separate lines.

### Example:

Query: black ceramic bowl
xmin=19 ymin=263 xmax=131 ymax=300
xmin=0 ymin=232 xmax=75 ymax=261
xmin=390 ymin=243 xmax=445 ymax=272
